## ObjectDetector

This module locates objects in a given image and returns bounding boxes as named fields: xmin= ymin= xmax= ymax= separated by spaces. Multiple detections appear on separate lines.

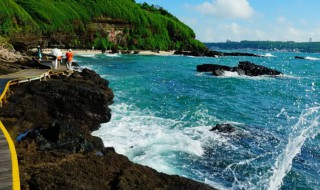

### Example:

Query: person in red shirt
xmin=65 ymin=49 xmax=74 ymax=70
xmin=57 ymin=56 xmax=62 ymax=68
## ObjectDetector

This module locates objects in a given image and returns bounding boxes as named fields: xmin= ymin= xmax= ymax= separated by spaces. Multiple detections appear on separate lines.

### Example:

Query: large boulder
xmin=294 ymin=56 xmax=306 ymax=59
xmin=210 ymin=124 xmax=236 ymax=133
xmin=238 ymin=61 xmax=282 ymax=76
xmin=197 ymin=61 xmax=282 ymax=77
xmin=197 ymin=64 xmax=233 ymax=72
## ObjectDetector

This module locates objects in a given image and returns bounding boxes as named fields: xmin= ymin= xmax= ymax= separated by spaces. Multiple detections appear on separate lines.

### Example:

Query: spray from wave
xmin=92 ymin=103 xmax=206 ymax=174
xmin=267 ymin=106 xmax=320 ymax=190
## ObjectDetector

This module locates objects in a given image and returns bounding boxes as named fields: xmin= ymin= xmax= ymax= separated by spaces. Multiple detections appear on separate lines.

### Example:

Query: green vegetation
xmin=0 ymin=0 xmax=38 ymax=35
xmin=0 ymin=36 xmax=13 ymax=50
xmin=0 ymin=0 xmax=206 ymax=51
xmin=206 ymin=41 xmax=320 ymax=53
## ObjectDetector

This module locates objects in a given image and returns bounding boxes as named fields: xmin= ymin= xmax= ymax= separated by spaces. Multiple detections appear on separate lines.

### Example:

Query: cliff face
xmin=10 ymin=17 xmax=130 ymax=51
xmin=0 ymin=68 xmax=215 ymax=190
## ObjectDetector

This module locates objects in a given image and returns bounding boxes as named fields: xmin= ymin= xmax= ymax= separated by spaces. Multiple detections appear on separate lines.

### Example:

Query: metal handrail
xmin=0 ymin=68 xmax=63 ymax=190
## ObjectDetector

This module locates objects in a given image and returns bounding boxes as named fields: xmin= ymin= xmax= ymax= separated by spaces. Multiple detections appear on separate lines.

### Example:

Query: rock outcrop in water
xmin=210 ymin=124 xmax=236 ymax=133
xmin=197 ymin=61 xmax=283 ymax=77
xmin=174 ymin=50 xmax=261 ymax=57
xmin=294 ymin=56 xmax=306 ymax=60
xmin=0 ymin=67 xmax=215 ymax=190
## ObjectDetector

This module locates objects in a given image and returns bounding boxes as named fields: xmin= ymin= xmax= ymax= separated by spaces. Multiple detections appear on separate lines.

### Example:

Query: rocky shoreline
xmin=0 ymin=50 xmax=215 ymax=189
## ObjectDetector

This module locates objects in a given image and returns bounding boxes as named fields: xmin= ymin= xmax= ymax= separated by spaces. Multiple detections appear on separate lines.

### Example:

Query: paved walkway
xmin=0 ymin=63 xmax=69 ymax=190
xmin=0 ymin=121 xmax=19 ymax=190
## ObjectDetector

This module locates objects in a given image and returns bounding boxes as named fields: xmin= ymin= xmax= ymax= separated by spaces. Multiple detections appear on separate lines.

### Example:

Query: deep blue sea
xmin=76 ymin=51 xmax=319 ymax=190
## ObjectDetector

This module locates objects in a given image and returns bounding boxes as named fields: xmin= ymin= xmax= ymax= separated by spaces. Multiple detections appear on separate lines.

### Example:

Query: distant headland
xmin=205 ymin=40 xmax=320 ymax=53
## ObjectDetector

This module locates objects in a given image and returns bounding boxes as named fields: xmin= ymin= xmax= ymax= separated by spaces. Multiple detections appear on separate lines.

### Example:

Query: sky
xmin=136 ymin=0 xmax=320 ymax=42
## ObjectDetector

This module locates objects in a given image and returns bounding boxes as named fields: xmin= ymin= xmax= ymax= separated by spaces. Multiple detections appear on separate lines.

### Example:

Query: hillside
xmin=0 ymin=0 xmax=206 ymax=51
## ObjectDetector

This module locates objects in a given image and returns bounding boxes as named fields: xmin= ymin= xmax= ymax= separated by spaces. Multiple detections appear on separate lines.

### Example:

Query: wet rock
xmin=197 ymin=64 xmax=233 ymax=72
xmin=294 ymin=56 xmax=306 ymax=59
xmin=210 ymin=124 xmax=236 ymax=133
xmin=197 ymin=61 xmax=282 ymax=77
xmin=238 ymin=61 xmax=282 ymax=76
xmin=0 ymin=68 xmax=216 ymax=190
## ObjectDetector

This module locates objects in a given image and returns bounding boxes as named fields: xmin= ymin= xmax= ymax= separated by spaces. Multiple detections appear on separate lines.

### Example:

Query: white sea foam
xmin=305 ymin=56 xmax=320 ymax=61
xmin=92 ymin=102 xmax=237 ymax=176
xmin=105 ymin=53 xmax=120 ymax=57
xmin=261 ymin=53 xmax=276 ymax=57
xmin=219 ymin=72 xmax=275 ymax=80
xmin=76 ymin=54 xmax=96 ymax=58
xmin=92 ymin=103 xmax=217 ymax=174
xmin=80 ymin=65 xmax=94 ymax=70
xmin=267 ymin=106 xmax=320 ymax=190
xmin=276 ymin=74 xmax=300 ymax=80
xmin=221 ymin=71 xmax=240 ymax=77
xmin=205 ymin=178 xmax=229 ymax=190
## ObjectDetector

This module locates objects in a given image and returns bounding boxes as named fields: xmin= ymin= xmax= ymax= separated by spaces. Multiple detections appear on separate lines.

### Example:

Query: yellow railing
xmin=0 ymin=121 xmax=20 ymax=190
xmin=0 ymin=78 xmax=20 ymax=190
xmin=0 ymin=69 xmax=57 ymax=190
xmin=0 ymin=80 xmax=12 ymax=107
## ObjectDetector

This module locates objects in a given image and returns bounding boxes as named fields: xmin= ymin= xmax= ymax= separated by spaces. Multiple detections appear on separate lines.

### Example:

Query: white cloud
xmin=277 ymin=16 xmax=287 ymax=24
xmin=222 ymin=23 xmax=242 ymax=35
xmin=195 ymin=22 xmax=259 ymax=42
xmin=189 ymin=12 xmax=319 ymax=42
xmin=195 ymin=0 xmax=254 ymax=19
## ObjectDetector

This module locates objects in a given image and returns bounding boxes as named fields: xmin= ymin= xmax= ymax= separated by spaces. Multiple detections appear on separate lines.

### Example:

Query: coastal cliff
xmin=0 ymin=56 xmax=215 ymax=189
xmin=1 ymin=0 xmax=206 ymax=52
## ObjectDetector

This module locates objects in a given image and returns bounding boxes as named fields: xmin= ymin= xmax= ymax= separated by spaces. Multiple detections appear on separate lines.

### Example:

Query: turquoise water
xmin=77 ymin=52 xmax=319 ymax=190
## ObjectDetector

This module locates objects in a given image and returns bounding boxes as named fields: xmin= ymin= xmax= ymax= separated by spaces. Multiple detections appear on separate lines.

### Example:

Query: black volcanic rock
xmin=210 ymin=124 xmax=236 ymax=133
xmin=294 ymin=56 xmax=306 ymax=59
xmin=175 ymin=50 xmax=260 ymax=57
xmin=197 ymin=61 xmax=282 ymax=77
xmin=197 ymin=64 xmax=233 ymax=72
xmin=238 ymin=61 xmax=282 ymax=76
xmin=0 ymin=68 xmax=215 ymax=190
xmin=1 ymin=69 xmax=113 ymax=153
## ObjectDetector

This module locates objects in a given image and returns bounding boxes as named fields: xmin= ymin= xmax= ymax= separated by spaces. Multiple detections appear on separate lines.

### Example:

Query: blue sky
xmin=136 ymin=0 xmax=320 ymax=42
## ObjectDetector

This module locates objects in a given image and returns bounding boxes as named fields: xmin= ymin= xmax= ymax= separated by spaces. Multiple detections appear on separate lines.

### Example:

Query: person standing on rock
xmin=57 ymin=55 xmax=62 ymax=68
xmin=66 ymin=49 xmax=74 ymax=70
xmin=37 ymin=45 xmax=42 ymax=61
xmin=53 ymin=55 xmax=59 ymax=69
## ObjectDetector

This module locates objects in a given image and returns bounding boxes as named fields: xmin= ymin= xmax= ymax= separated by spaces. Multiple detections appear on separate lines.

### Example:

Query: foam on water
xmin=261 ymin=53 xmax=276 ymax=57
xmin=92 ymin=103 xmax=214 ymax=174
xmin=105 ymin=53 xmax=121 ymax=57
xmin=76 ymin=54 xmax=96 ymax=58
xmin=219 ymin=72 xmax=276 ymax=81
xmin=267 ymin=106 xmax=320 ymax=190
xmin=83 ymin=52 xmax=320 ymax=189
xmin=305 ymin=56 xmax=320 ymax=61
xmin=221 ymin=71 xmax=240 ymax=77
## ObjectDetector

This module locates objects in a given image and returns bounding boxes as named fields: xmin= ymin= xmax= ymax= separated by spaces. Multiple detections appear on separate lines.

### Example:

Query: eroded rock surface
xmin=0 ymin=68 xmax=215 ymax=190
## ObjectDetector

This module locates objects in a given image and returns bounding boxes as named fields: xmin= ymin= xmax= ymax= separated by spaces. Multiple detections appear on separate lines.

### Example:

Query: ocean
xmin=76 ymin=51 xmax=319 ymax=190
